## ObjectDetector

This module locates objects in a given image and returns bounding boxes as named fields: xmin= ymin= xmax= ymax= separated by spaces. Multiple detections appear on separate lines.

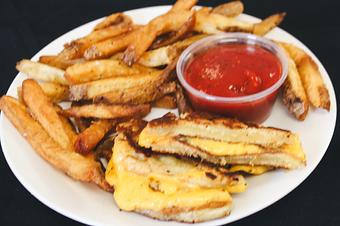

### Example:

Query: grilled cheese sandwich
xmin=138 ymin=113 xmax=306 ymax=169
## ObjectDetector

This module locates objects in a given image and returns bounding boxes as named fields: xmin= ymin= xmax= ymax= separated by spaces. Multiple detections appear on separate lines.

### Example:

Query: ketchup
xmin=184 ymin=43 xmax=282 ymax=123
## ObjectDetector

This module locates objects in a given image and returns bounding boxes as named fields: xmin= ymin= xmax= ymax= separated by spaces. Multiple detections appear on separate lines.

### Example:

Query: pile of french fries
xmin=0 ymin=0 xmax=330 ymax=190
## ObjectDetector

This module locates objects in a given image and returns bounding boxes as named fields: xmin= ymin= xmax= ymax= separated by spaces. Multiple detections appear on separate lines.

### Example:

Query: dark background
xmin=0 ymin=0 xmax=339 ymax=225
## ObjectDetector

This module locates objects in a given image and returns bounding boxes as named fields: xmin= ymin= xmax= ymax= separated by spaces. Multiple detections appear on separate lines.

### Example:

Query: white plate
xmin=0 ymin=5 xmax=337 ymax=226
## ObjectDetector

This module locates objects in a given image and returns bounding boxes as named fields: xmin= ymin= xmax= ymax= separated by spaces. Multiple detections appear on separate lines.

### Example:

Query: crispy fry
xmin=84 ymin=28 xmax=139 ymax=60
xmin=253 ymin=13 xmax=286 ymax=36
xmin=39 ymin=55 xmax=85 ymax=70
xmin=194 ymin=9 xmax=254 ymax=34
xmin=53 ymin=104 xmax=78 ymax=147
xmin=16 ymin=59 xmax=68 ymax=85
xmin=279 ymin=42 xmax=330 ymax=110
xmin=94 ymin=82 xmax=176 ymax=105
xmin=153 ymin=95 xmax=177 ymax=109
xmin=139 ymin=34 xmax=207 ymax=67
xmin=18 ymin=82 xmax=69 ymax=103
xmin=176 ymin=83 xmax=194 ymax=115
xmin=93 ymin=13 xmax=132 ymax=31
xmin=149 ymin=13 xmax=195 ymax=49
xmin=0 ymin=96 xmax=112 ymax=191
xmin=170 ymin=0 xmax=197 ymax=12
xmin=22 ymin=79 xmax=71 ymax=149
xmin=122 ymin=10 xmax=194 ymax=66
xmin=211 ymin=1 xmax=244 ymax=17
xmin=40 ymin=82 xmax=69 ymax=103
xmin=282 ymin=56 xmax=309 ymax=120
xmin=75 ymin=119 xmax=116 ymax=155
xmin=93 ymin=60 xmax=178 ymax=104
xmin=62 ymin=104 xmax=151 ymax=119
xmin=65 ymin=59 xmax=156 ymax=84
xmin=69 ymin=70 xmax=163 ymax=101
xmin=298 ymin=57 xmax=330 ymax=110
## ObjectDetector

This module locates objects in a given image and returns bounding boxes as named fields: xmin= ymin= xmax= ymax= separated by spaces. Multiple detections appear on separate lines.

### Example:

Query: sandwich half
xmin=105 ymin=119 xmax=247 ymax=223
xmin=138 ymin=113 xmax=306 ymax=169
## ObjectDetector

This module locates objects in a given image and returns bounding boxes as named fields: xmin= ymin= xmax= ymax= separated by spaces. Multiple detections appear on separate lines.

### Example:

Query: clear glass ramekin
xmin=176 ymin=32 xmax=288 ymax=123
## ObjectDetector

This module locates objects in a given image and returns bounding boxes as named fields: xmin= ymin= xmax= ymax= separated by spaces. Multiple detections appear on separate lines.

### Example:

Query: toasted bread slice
xmin=138 ymin=113 xmax=306 ymax=169
xmin=105 ymin=119 xmax=248 ymax=223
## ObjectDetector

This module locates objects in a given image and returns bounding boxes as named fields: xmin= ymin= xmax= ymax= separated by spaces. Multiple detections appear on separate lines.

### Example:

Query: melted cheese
xmin=228 ymin=165 xmax=272 ymax=175
xmin=105 ymin=136 xmax=242 ymax=212
xmin=184 ymin=137 xmax=305 ymax=161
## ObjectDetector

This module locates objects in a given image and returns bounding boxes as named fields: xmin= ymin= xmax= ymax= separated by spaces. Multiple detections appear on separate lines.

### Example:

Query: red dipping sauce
xmin=185 ymin=44 xmax=282 ymax=98
xmin=177 ymin=34 xmax=288 ymax=123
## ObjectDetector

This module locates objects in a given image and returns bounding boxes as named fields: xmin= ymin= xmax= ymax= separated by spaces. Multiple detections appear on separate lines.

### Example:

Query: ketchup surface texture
xmin=185 ymin=44 xmax=282 ymax=98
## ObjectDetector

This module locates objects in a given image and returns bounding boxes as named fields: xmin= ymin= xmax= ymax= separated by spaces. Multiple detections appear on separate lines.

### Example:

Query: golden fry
xmin=0 ymin=96 xmax=112 ymax=192
xmin=22 ymin=79 xmax=71 ymax=149
xmin=93 ymin=13 xmax=132 ymax=31
xmin=282 ymin=57 xmax=309 ymax=120
xmin=211 ymin=1 xmax=244 ymax=17
xmin=75 ymin=119 xmax=116 ymax=155
xmin=74 ymin=117 xmax=92 ymax=133
xmin=69 ymin=70 xmax=163 ymax=101
xmin=175 ymin=83 xmax=194 ymax=115
xmin=253 ymin=13 xmax=286 ymax=36
xmin=153 ymin=95 xmax=177 ymax=109
xmin=170 ymin=0 xmax=197 ymax=12
xmin=122 ymin=10 xmax=194 ymax=66
xmin=298 ymin=57 xmax=330 ymax=110
xmin=194 ymin=9 xmax=254 ymax=34
xmin=279 ymin=42 xmax=330 ymax=110
xmin=62 ymin=103 xmax=151 ymax=119
xmin=39 ymin=55 xmax=85 ymax=70
xmin=65 ymin=59 xmax=156 ymax=84
xmin=16 ymin=59 xmax=68 ymax=85
xmin=139 ymin=34 xmax=207 ymax=67
xmin=39 ymin=82 xmax=69 ymax=103
xmin=84 ymin=28 xmax=139 ymax=60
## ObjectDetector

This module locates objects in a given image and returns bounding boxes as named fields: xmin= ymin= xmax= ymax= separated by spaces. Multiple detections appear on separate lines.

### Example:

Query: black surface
xmin=0 ymin=0 xmax=339 ymax=225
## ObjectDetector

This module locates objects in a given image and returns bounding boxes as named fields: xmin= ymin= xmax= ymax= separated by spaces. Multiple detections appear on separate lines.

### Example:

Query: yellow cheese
xmin=105 ymin=135 xmax=244 ymax=212
xmin=183 ymin=137 xmax=305 ymax=161
xmin=228 ymin=165 xmax=272 ymax=175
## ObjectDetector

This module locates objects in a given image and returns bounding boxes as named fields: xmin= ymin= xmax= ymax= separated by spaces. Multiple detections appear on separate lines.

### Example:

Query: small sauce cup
xmin=176 ymin=33 xmax=288 ymax=123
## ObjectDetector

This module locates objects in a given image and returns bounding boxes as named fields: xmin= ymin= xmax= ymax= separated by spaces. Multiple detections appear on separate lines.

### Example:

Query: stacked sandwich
xmin=105 ymin=113 xmax=306 ymax=223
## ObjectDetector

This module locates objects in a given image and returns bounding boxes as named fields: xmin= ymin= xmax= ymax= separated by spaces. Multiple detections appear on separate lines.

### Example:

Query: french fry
xmin=211 ymin=1 xmax=244 ymax=17
xmin=94 ymin=82 xmax=176 ymax=105
xmin=22 ymin=79 xmax=71 ymax=149
xmin=69 ymin=70 xmax=163 ymax=100
xmin=0 ymin=96 xmax=112 ymax=192
xmin=39 ymin=55 xmax=85 ymax=70
xmin=53 ymin=104 xmax=77 ymax=146
xmin=279 ymin=42 xmax=330 ymax=110
xmin=170 ymin=0 xmax=197 ymax=12
xmin=194 ymin=9 xmax=254 ymax=34
xmin=282 ymin=57 xmax=309 ymax=120
xmin=149 ymin=13 xmax=195 ymax=49
xmin=84 ymin=28 xmax=139 ymax=60
xmin=153 ymin=94 xmax=177 ymax=109
xmin=253 ymin=13 xmax=286 ymax=36
xmin=65 ymin=59 xmax=156 ymax=84
xmin=17 ymin=82 xmax=69 ymax=103
xmin=16 ymin=59 xmax=68 ymax=85
xmin=93 ymin=13 xmax=132 ymax=31
xmin=122 ymin=10 xmax=195 ymax=66
xmin=39 ymin=82 xmax=69 ymax=103
xmin=93 ymin=60 xmax=178 ymax=104
xmin=139 ymin=34 xmax=207 ymax=67
xmin=62 ymin=103 xmax=151 ymax=119
xmin=176 ymin=83 xmax=194 ymax=115
xmin=298 ymin=57 xmax=330 ymax=110
xmin=75 ymin=119 xmax=116 ymax=155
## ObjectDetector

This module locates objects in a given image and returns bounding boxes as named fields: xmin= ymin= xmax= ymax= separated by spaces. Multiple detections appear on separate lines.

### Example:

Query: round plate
xmin=0 ymin=5 xmax=337 ymax=226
